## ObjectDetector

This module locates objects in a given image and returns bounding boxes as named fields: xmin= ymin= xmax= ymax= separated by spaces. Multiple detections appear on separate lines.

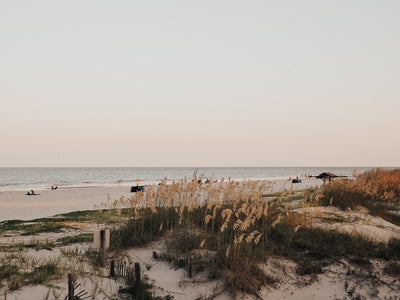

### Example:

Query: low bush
xmin=323 ymin=169 xmax=400 ymax=208
xmin=323 ymin=168 xmax=400 ymax=224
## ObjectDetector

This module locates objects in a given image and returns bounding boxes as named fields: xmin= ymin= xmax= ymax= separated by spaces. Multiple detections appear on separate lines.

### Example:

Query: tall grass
xmin=323 ymin=168 xmax=400 ymax=207
xmin=323 ymin=168 xmax=400 ymax=224
xmin=110 ymin=174 xmax=400 ymax=296
xmin=110 ymin=178 xmax=278 ymax=295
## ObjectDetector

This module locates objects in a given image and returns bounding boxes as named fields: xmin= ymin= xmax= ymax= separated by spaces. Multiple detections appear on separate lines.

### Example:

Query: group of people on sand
xmin=204 ymin=177 xmax=228 ymax=184
xmin=289 ymin=174 xmax=311 ymax=181
xmin=26 ymin=185 xmax=58 ymax=195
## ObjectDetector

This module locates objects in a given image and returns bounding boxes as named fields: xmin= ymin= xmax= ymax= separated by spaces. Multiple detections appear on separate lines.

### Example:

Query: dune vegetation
xmin=108 ymin=170 xmax=400 ymax=297
xmin=1 ymin=169 xmax=400 ymax=299
xmin=323 ymin=168 xmax=400 ymax=225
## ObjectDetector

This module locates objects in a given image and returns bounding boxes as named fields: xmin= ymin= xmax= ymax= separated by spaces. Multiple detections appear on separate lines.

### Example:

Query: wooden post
xmin=134 ymin=262 xmax=141 ymax=289
xmin=110 ymin=259 xmax=115 ymax=278
xmin=100 ymin=229 xmax=106 ymax=267
xmin=188 ymin=257 xmax=192 ymax=278
xmin=68 ymin=273 xmax=74 ymax=300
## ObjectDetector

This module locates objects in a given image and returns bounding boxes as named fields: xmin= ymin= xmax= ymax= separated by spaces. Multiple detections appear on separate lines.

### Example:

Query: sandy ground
xmin=0 ymin=178 xmax=322 ymax=221
xmin=6 ymin=178 xmax=399 ymax=299
xmin=0 ymin=241 xmax=231 ymax=300
xmin=0 ymin=185 xmax=133 ymax=221
xmin=2 ymin=239 xmax=399 ymax=300
xmin=258 ymin=257 xmax=400 ymax=300
xmin=295 ymin=206 xmax=400 ymax=243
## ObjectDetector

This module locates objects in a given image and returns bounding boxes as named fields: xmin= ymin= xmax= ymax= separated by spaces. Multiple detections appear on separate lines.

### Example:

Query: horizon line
xmin=1 ymin=166 xmax=397 ymax=168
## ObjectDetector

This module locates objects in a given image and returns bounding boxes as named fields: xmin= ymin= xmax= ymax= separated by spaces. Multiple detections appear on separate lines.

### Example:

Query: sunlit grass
xmin=323 ymin=168 xmax=400 ymax=224
xmin=109 ymin=171 xmax=400 ymax=296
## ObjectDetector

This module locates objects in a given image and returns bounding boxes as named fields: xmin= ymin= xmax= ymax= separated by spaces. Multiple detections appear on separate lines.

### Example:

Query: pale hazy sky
xmin=1 ymin=1 xmax=399 ymax=167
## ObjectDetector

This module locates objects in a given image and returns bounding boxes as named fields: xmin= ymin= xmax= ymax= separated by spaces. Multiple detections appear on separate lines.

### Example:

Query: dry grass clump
xmin=323 ymin=168 xmax=400 ymax=208
xmin=322 ymin=168 xmax=400 ymax=224
xmin=110 ymin=172 xmax=400 ymax=297
xmin=0 ymin=254 xmax=65 ymax=291
xmin=110 ymin=176 xmax=280 ymax=296
xmin=359 ymin=168 xmax=400 ymax=200
xmin=110 ymin=177 xmax=304 ymax=296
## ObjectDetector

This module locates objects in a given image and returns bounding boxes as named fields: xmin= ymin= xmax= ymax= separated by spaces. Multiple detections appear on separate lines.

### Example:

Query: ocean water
xmin=0 ymin=167 xmax=378 ymax=191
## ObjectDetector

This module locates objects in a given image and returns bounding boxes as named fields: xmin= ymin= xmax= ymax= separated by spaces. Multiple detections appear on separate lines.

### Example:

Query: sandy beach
xmin=0 ymin=185 xmax=133 ymax=222
xmin=0 ymin=178 xmax=322 ymax=221
xmin=1 ymin=175 xmax=399 ymax=300
xmin=2 ymin=0 xmax=398 ymax=298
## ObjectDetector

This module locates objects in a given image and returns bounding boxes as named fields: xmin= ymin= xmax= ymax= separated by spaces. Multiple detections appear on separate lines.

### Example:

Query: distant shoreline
xmin=0 ymin=166 xmax=374 ymax=192
xmin=0 ymin=178 xmax=323 ymax=222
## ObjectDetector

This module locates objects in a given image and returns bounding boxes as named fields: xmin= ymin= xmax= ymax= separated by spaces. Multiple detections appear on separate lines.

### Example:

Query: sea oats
xmin=225 ymin=244 xmax=231 ymax=258
xmin=238 ymin=233 xmax=245 ymax=243
xmin=239 ymin=212 xmax=254 ymax=231
xmin=254 ymin=232 xmax=263 ymax=245
xmin=221 ymin=208 xmax=233 ymax=220
xmin=233 ymin=219 xmax=242 ymax=231
xmin=246 ymin=231 xmax=258 ymax=243
xmin=205 ymin=215 xmax=213 ymax=225
xmin=263 ymin=203 xmax=269 ymax=217
xmin=272 ymin=215 xmax=281 ymax=227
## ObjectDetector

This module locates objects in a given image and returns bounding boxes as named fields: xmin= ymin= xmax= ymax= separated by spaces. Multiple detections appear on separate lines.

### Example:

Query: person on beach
xmin=137 ymin=179 xmax=140 ymax=186
xmin=26 ymin=189 xmax=38 ymax=195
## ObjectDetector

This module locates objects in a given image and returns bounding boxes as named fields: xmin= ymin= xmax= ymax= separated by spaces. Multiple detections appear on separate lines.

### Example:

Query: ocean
xmin=0 ymin=167 xmax=378 ymax=191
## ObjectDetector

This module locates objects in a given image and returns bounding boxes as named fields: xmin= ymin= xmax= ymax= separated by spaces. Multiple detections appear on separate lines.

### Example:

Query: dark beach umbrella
xmin=313 ymin=172 xmax=347 ymax=182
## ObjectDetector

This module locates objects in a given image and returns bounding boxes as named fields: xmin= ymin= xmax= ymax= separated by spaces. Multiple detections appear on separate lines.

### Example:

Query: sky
xmin=1 ymin=0 xmax=399 ymax=167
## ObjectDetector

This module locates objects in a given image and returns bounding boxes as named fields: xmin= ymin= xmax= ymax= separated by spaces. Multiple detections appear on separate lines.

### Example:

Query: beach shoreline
xmin=0 ymin=178 xmax=323 ymax=222
xmin=1 ymin=173 xmax=399 ymax=300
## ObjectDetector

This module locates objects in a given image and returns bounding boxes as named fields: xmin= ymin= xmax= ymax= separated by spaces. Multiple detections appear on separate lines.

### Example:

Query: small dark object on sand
xmin=313 ymin=172 xmax=347 ymax=183
xmin=26 ymin=190 xmax=40 ymax=196
xmin=131 ymin=186 xmax=144 ymax=192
